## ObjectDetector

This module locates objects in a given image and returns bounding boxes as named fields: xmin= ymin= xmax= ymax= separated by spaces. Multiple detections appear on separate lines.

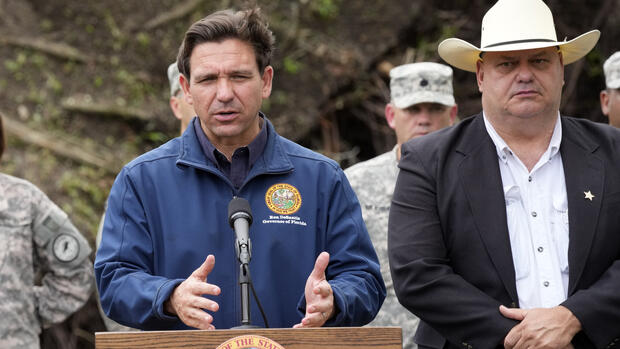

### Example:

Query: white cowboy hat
xmin=438 ymin=0 xmax=600 ymax=72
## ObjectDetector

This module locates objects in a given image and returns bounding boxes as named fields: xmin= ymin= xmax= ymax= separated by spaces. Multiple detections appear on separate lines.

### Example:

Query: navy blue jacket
xmin=95 ymin=117 xmax=385 ymax=330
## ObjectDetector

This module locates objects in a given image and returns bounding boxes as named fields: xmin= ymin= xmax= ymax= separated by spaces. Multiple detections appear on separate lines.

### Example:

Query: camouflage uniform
xmin=345 ymin=147 xmax=419 ymax=349
xmin=0 ymin=173 xmax=93 ymax=348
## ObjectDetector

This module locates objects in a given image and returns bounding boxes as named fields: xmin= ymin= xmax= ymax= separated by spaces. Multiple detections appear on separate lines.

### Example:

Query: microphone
xmin=228 ymin=197 xmax=253 ymax=264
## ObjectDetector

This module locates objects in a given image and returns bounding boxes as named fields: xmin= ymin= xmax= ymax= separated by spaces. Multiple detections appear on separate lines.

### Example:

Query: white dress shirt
xmin=483 ymin=113 xmax=569 ymax=309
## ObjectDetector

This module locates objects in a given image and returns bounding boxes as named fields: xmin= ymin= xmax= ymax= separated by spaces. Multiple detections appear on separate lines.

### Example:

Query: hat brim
xmin=438 ymin=30 xmax=600 ymax=72
xmin=394 ymin=94 xmax=456 ymax=109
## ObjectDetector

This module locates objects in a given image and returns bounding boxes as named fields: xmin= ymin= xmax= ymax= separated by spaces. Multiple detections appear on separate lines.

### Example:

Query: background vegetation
xmin=0 ymin=0 xmax=617 ymax=347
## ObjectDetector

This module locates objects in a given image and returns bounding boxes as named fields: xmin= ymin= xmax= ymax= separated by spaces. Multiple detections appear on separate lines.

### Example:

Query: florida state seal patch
xmin=265 ymin=183 xmax=302 ymax=215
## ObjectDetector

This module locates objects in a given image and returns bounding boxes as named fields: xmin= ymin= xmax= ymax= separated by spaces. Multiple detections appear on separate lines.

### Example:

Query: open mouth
xmin=214 ymin=111 xmax=238 ymax=120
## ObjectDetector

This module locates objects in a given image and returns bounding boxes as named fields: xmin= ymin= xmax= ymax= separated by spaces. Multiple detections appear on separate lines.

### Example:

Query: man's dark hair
xmin=0 ymin=115 xmax=4 ymax=161
xmin=177 ymin=7 xmax=275 ymax=80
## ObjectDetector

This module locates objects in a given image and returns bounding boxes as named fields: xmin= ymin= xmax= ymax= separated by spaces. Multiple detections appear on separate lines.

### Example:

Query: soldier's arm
xmin=31 ymin=193 xmax=94 ymax=327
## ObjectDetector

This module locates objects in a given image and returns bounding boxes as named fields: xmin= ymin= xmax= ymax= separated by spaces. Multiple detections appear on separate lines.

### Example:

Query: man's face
xmin=170 ymin=91 xmax=196 ymax=134
xmin=601 ymin=88 xmax=620 ymax=128
xmin=386 ymin=102 xmax=456 ymax=145
xmin=476 ymin=47 xmax=564 ymax=122
xmin=180 ymin=38 xmax=273 ymax=146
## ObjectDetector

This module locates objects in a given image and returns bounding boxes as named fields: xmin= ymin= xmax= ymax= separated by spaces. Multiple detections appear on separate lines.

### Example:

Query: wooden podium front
xmin=96 ymin=326 xmax=402 ymax=349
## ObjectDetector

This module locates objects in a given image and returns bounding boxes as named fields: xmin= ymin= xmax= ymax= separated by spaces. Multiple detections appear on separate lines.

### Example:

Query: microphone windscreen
xmin=228 ymin=197 xmax=252 ymax=226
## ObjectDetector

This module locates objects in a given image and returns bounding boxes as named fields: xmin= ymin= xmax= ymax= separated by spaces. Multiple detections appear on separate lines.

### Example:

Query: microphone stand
xmin=229 ymin=197 xmax=268 ymax=329
xmin=235 ymin=238 xmax=258 ymax=329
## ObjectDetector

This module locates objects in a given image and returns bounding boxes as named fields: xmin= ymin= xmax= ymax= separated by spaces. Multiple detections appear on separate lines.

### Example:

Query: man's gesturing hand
xmin=164 ymin=254 xmax=221 ymax=330
xmin=293 ymin=251 xmax=335 ymax=328
xmin=500 ymin=305 xmax=581 ymax=349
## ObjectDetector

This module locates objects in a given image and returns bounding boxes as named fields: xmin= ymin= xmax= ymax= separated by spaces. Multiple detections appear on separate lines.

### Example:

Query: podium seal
xmin=216 ymin=334 xmax=285 ymax=349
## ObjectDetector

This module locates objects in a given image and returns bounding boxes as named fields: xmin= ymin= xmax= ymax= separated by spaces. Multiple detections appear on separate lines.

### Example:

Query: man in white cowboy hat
xmin=600 ymin=51 xmax=620 ymax=128
xmin=388 ymin=0 xmax=620 ymax=348
xmin=345 ymin=62 xmax=457 ymax=349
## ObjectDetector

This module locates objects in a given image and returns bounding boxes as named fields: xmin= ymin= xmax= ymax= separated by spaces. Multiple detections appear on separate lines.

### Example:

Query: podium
xmin=96 ymin=326 xmax=402 ymax=348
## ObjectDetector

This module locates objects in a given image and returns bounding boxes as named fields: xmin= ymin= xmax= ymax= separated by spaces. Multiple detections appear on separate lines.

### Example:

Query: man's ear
xmin=261 ymin=65 xmax=274 ymax=99
xmin=476 ymin=60 xmax=484 ymax=93
xmin=179 ymin=74 xmax=193 ymax=105
xmin=601 ymin=90 xmax=610 ymax=117
xmin=169 ymin=97 xmax=183 ymax=121
xmin=385 ymin=103 xmax=396 ymax=129
xmin=449 ymin=104 xmax=458 ymax=125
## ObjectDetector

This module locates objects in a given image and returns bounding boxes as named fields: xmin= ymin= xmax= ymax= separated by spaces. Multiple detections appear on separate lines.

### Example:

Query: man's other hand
xmin=164 ymin=254 xmax=221 ymax=330
xmin=293 ymin=251 xmax=335 ymax=328
xmin=500 ymin=305 xmax=581 ymax=349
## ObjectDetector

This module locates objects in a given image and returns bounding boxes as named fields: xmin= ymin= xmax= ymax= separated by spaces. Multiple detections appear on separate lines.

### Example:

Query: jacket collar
xmin=176 ymin=115 xmax=294 ymax=176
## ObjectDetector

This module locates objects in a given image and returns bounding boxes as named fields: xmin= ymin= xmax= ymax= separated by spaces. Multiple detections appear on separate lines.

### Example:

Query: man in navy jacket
xmin=95 ymin=7 xmax=385 ymax=330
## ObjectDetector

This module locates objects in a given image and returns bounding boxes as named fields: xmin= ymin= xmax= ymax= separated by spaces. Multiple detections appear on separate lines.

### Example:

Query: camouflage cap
xmin=167 ymin=62 xmax=182 ymax=97
xmin=389 ymin=62 xmax=455 ymax=109
xmin=604 ymin=51 xmax=620 ymax=89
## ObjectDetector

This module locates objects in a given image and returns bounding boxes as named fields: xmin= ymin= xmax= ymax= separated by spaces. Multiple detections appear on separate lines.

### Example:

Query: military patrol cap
xmin=604 ymin=51 xmax=620 ymax=89
xmin=389 ymin=62 xmax=455 ymax=109
xmin=167 ymin=62 xmax=182 ymax=97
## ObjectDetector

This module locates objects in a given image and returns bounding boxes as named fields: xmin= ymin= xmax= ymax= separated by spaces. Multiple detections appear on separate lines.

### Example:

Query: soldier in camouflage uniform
xmin=344 ymin=62 xmax=457 ymax=349
xmin=0 ymin=115 xmax=94 ymax=348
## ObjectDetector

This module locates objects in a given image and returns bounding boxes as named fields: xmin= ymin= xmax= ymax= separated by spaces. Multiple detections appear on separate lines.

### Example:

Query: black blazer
xmin=388 ymin=114 xmax=620 ymax=349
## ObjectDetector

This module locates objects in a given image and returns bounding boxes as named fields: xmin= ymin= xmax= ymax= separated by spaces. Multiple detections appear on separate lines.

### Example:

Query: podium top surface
xmin=96 ymin=326 xmax=402 ymax=349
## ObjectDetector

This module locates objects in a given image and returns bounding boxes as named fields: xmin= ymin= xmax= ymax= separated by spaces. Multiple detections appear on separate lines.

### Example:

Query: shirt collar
xmin=482 ymin=111 xmax=562 ymax=164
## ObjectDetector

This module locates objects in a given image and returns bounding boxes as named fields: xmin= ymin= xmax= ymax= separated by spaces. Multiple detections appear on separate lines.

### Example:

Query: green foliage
xmin=93 ymin=76 xmax=104 ymax=88
xmin=585 ymin=49 xmax=604 ymax=79
xmin=41 ymin=19 xmax=54 ymax=32
xmin=27 ymin=88 xmax=46 ymax=104
xmin=63 ymin=61 xmax=76 ymax=73
xmin=283 ymin=56 xmax=303 ymax=74
xmin=136 ymin=32 xmax=151 ymax=48
xmin=271 ymin=90 xmax=290 ymax=106
xmin=144 ymin=131 xmax=168 ymax=143
xmin=4 ymin=52 xmax=27 ymax=73
xmin=30 ymin=54 xmax=47 ymax=69
xmin=4 ymin=59 xmax=20 ymax=73
xmin=261 ymin=98 xmax=271 ymax=113
xmin=59 ymin=166 xmax=109 ymax=240
xmin=439 ymin=25 xmax=459 ymax=41
xmin=310 ymin=0 xmax=340 ymax=20
xmin=114 ymin=69 xmax=156 ymax=103
xmin=103 ymin=9 xmax=126 ymax=52
xmin=45 ymin=74 xmax=63 ymax=95
xmin=104 ymin=10 xmax=123 ymax=40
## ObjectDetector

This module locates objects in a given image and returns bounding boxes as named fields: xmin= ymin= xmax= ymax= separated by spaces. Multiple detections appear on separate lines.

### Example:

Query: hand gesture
xmin=500 ymin=305 xmax=580 ymax=349
xmin=293 ymin=252 xmax=334 ymax=328
xmin=164 ymin=255 xmax=221 ymax=329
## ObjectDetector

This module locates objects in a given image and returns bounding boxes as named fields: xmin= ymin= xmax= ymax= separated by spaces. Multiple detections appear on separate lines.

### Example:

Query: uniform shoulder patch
xmin=52 ymin=234 xmax=80 ymax=262
xmin=43 ymin=215 xmax=61 ymax=232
